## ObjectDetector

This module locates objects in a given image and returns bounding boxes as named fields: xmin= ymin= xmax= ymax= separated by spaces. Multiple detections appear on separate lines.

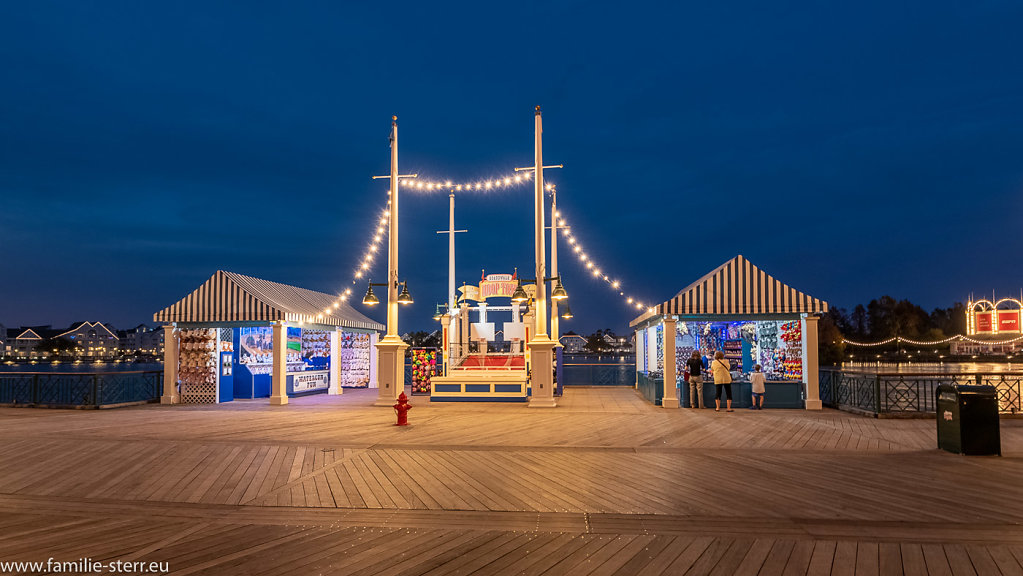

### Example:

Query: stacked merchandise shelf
xmin=779 ymin=321 xmax=803 ymax=380
xmin=178 ymin=328 xmax=218 ymax=404
xmin=302 ymin=331 xmax=330 ymax=358
xmin=410 ymin=349 xmax=437 ymax=395
xmin=340 ymin=332 xmax=371 ymax=388
xmin=723 ymin=340 xmax=742 ymax=371
xmin=655 ymin=325 xmax=665 ymax=373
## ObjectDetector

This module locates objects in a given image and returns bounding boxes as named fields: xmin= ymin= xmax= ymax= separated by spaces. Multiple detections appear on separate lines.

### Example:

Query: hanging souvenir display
xmin=177 ymin=328 xmax=218 ymax=404
xmin=340 ymin=331 xmax=372 ymax=387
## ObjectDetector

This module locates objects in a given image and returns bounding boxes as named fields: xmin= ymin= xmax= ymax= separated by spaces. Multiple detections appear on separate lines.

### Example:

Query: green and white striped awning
xmin=154 ymin=271 xmax=384 ymax=331
xmin=631 ymin=255 xmax=828 ymax=326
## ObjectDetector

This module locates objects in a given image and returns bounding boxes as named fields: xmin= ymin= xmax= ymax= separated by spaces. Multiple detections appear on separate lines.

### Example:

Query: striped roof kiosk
xmin=630 ymin=255 xmax=829 ymax=410
xmin=154 ymin=271 xmax=384 ymax=405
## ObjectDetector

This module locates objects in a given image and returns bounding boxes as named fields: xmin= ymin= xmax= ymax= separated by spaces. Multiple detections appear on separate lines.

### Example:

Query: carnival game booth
xmin=630 ymin=255 xmax=828 ymax=410
xmin=154 ymin=271 xmax=384 ymax=405
xmin=430 ymin=272 xmax=534 ymax=402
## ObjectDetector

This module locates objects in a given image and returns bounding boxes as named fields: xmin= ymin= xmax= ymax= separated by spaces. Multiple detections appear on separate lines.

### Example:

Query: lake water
xmin=0 ymin=361 xmax=164 ymax=373
xmin=838 ymin=361 xmax=1021 ymax=373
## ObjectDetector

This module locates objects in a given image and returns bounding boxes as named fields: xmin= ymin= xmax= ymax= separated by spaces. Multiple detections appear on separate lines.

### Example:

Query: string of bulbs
xmin=328 ymin=170 xmax=655 ymax=321
xmin=843 ymin=334 xmax=1023 ymax=347
xmin=553 ymin=207 xmax=654 ymax=313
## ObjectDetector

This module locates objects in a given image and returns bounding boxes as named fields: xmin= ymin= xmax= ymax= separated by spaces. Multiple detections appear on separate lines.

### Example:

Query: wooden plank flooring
xmin=1 ymin=387 xmax=1023 ymax=575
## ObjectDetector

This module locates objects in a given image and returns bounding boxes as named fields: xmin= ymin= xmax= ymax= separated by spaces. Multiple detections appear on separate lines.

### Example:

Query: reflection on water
xmin=0 ymin=361 xmax=163 ymax=373
xmin=840 ymin=361 xmax=1020 ymax=373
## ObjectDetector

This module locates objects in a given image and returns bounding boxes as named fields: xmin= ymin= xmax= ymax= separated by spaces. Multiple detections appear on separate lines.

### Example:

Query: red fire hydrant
xmin=393 ymin=392 xmax=411 ymax=426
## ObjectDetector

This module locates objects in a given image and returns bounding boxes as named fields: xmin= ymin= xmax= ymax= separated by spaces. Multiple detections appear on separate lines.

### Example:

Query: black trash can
xmin=936 ymin=384 xmax=1001 ymax=456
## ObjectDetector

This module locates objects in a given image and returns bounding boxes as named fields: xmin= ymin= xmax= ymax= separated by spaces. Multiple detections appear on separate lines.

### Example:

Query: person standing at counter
xmin=686 ymin=350 xmax=704 ymax=409
xmin=711 ymin=351 xmax=733 ymax=412
xmin=750 ymin=364 xmax=766 ymax=410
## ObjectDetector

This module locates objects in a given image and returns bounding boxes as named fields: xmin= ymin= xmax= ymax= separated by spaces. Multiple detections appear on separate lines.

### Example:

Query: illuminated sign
xmin=976 ymin=312 xmax=994 ymax=333
xmin=998 ymin=311 xmax=1020 ymax=333
xmin=459 ymin=272 xmax=521 ymax=302
xmin=968 ymin=298 xmax=1023 ymax=334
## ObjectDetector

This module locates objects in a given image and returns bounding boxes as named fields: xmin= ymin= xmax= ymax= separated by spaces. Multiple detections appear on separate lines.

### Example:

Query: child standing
xmin=750 ymin=364 xmax=766 ymax=410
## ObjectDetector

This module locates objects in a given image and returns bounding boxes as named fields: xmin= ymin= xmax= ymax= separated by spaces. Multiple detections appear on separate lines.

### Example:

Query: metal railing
xmin=561 ymin=361 xmax=636 ymax=386
xmin=0 ymin=371 xmax=163 ymax=408
xmin=819 ymin=368 xmax=1023 ymax=416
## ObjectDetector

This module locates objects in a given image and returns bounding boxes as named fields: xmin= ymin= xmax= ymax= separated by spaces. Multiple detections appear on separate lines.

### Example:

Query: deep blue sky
xmin=2 ymin=1 xmax=1022 ymax=335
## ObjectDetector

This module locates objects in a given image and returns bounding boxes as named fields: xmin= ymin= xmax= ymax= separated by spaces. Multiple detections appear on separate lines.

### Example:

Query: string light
xmin=554 ymin=207 xmax=653 ymax=312
xmin=843 ymin=334 xmax=1023 ymax=347
xmin=400 ymin=170 xmax=533 ymax=193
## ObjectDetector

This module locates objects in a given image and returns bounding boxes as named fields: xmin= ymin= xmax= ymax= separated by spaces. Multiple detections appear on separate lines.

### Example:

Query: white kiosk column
xmin=662 ymin=317 xmax=680 ymax=409
xmin=329 ymin=329 xmax=342 ymax=395
xmin=802 ymin=314 xmax=822 ymax=410
xmin=270 ymin=321 xmax=289 ymax=405
xmin=160 ymin=324 xmax=179 ymax=404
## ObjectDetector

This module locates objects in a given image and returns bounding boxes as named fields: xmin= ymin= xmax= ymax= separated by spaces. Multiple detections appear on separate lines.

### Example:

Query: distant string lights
xmin=843 ymin=334 xmax=1023 ymax=347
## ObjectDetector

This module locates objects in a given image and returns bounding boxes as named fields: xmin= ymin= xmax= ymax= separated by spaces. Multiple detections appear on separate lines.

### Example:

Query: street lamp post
xmin=527 ymin=106 xmax=557 ymax=408
xmin=369 ymin=116 xmax=417 ymax=407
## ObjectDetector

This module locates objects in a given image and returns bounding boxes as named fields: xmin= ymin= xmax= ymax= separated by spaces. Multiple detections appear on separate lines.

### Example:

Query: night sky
xmin=2 ymin=1 xmax=1022 ymax=336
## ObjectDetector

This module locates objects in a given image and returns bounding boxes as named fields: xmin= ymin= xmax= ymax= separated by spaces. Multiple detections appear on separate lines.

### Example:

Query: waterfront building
xmin=122 ymin=324 xmax=165 ymax=356
xmin=559 ymin=333 xmax=587 ymax=353
xmin=53 ymin=321 xmax=120 ymax=357
xmin=6 ymin=326 xmax=56 ymax=358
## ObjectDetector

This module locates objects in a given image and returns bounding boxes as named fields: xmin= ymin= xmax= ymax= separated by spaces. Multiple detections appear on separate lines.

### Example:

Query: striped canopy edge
xmin=153 ymin=270 xmax=385 ymax=331
xmin=630 ymin=255 xmax=829 ymax=327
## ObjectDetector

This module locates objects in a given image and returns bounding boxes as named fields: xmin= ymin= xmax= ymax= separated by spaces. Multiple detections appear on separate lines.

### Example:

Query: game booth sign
xmin=630 ymin=255 xmax=828 ymax=410
xmin=154 ymin=271 xmax=384 ymax=405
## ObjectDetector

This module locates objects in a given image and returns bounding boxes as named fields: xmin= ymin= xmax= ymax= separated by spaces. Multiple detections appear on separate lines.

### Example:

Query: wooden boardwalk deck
xmin=1 ymin=387 xmax=1023 ymax=574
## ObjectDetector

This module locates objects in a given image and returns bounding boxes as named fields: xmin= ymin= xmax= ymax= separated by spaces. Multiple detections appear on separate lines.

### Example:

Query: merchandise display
xmin=411 ymin=349 xmax=437 ymax=395
xmin=339 ymin=331 xmax=372 ymax=387
xmin=238 ymin=326 xmax=274 ymax=376
xmin=671 ymin=320 xmax=804 ymax=381
xmin=655 ymin=325 xmax=664 ymax=374
xmin=779 ymin=321 xmax=803 ymax=379
xmin=177 ymin=328 xmax=218 ymax=403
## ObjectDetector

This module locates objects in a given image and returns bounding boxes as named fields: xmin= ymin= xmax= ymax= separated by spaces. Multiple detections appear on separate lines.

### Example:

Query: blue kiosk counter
xmin=155 ymin=270 xmax=384 ymax=405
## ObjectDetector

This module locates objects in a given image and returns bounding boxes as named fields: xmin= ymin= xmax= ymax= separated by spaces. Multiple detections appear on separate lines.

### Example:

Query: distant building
xmin=6 ymin=326 xmax=55 ymax=358
xmin=560 ymin=333 xmax=587 ymax=353
xmin=0 ymin=323 xmax=5 ymax=357
xmin=123 ymin=324 xmax=164 ymax=356
xmin=53 ymin=321 xmax=119 ymax=357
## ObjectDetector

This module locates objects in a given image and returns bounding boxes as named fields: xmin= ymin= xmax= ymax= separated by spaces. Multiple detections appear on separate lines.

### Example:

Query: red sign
xmin=975 ymin=311 xmax=994 ymax=333
xmin=998 ymin=311 xmax=1020 ymax=333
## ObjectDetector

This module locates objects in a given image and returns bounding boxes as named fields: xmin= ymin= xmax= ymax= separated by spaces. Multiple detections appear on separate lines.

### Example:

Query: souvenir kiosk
xmin=630 ymin=255 xmax=828 ymax=410
xmin=155 ymin=271 xmax=384 ymax=405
